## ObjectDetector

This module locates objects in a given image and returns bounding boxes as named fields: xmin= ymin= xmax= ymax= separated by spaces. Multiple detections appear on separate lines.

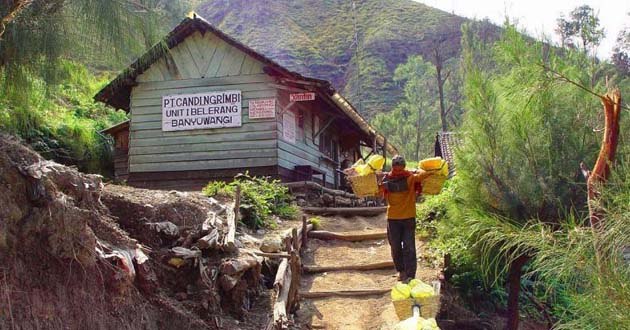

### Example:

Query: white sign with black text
xmin=162 ymin=90 xmax=242 ymax=131
xmin=283 ymin=111 xmax=296 ymax=144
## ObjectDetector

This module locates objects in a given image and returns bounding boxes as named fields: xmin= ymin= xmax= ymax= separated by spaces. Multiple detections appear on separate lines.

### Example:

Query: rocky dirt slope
xmin=0 ymin=134 xmax=268 ymax=329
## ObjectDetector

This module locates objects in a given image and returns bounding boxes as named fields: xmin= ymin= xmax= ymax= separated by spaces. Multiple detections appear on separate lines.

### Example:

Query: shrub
xmin=202 ymin=173 xmax=297 ymax=229
xmin=415 ymin=179 xmax=454 ymax=237
xmin=309 ymin=217 xmax=322 ymax=230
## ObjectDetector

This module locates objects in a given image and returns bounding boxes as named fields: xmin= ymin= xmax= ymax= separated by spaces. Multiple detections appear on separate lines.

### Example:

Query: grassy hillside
xmin=196 ymin=0 xmax=496 ymax=118
xmin=0 ymin=61 xmax=127 ymax=174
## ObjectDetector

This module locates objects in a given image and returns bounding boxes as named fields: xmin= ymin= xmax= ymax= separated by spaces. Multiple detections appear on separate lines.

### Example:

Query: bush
xmin=202 ymin=173 xmax=297 ymax=229
xmin=309 ymin=217 xmax=322 ymax=230
xmin=0 ymin=61 xmax=127 ymax=175
xmin=415 ymin=179 xmax=454 ymax=237
xmin=201 ymin=181 xmax=234 ymax=197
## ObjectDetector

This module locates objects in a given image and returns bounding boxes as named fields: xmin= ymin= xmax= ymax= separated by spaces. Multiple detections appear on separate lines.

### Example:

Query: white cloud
xmin=415 ymin=0 xmax=630 ymax=58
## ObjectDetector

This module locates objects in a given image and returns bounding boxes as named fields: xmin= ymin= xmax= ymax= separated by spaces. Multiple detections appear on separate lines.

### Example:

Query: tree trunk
xmin=587 ymin=90 xmax=621 ymax=230
xmin=505 ymin=255 xmax=530 ymax=330
xmin=433 ymin=48 xmax=449 ymax=132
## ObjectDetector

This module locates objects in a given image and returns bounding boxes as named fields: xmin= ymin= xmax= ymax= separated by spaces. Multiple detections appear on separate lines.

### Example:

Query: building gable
xmin=137 ymin=31 xmax=265 ymax=83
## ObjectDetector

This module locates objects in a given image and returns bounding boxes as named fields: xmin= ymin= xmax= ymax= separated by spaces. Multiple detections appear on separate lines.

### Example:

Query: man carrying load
xmin=380 ymin=155 xmax=431 ymax=282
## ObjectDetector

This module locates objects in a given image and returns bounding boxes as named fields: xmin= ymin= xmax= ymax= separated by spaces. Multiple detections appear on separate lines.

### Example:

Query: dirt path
xmin=296 ymin=213 xmax=440 ymax=330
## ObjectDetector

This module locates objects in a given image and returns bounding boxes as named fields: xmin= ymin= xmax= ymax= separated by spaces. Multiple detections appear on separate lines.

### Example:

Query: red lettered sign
xmin=289 ymin=92 xmax=316 ymax=102
xmin=249 ymin=99 xmax=276 ymax=119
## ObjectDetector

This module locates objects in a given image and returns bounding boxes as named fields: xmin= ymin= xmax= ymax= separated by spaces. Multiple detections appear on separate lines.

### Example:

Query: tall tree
xmin=555 ymin=5 xmax=605 ymax=54
xmin=0 ymin=0 xmax=191 ymax=98
xmin=612 ymin=15 xmax=630 ymax=76
xmin=428 ymin=33 xmax=460 ymax=131
xmin=458 ymin=23 xmax=603 ymax=330
xmin=394 ymin=55 xmax=436 ymax=160
xmin=372 ymin=55 xmax=439 ymax=160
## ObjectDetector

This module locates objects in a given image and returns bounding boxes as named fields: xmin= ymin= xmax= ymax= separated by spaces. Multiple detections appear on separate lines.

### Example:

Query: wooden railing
xmin=264 ymin=216 xmax=312 ymax=330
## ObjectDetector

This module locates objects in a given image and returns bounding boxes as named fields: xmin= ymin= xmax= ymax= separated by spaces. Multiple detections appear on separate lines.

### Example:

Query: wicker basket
xmin=422 ymin=174 xmax=447 ymax=195
xmin=393 ymin=296 xmax=440 ymax=320
xmin=421 ymin=161 xmax=448 ymax=195
xmin=347 ymin=173 xmax=379 ymax=197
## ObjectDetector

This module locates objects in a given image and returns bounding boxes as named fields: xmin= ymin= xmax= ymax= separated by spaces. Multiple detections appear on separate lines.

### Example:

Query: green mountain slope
xmin=196 ymin=0 xmax=495 ymax=118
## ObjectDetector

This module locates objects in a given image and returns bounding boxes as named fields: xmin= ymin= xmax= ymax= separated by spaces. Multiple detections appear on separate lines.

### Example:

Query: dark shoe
xmin=397 ymin=273 xmax=407 ymax=282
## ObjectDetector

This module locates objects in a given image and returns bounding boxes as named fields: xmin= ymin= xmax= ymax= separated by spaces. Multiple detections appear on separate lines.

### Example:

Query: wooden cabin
xmin=96 ymin=15 xmax=396 ymax=191
xmin=102 ymin=120 xmax=130 ymax=181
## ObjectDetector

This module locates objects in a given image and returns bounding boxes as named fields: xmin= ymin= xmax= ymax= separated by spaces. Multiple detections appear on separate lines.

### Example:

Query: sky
xmin=415 ymin=0 xmax=630 ymax=59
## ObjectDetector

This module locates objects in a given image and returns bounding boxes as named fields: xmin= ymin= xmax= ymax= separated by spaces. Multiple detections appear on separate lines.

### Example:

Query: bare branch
xmin=0 ymin=0 xmax=33 ymax=39
xmin=579 ymin=161 xmax=590 ymax=180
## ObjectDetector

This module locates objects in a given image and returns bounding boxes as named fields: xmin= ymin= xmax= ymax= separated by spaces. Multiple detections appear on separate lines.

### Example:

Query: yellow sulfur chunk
xmin=410 ymin=282 xmax=435 ymax=298
xmin=419 ymin=157 xmax=444 ymax=170
xmin=391 ymin=282 xmax=412 ymax=301
xmin=168 ymin=257 xmax=186 ymax=268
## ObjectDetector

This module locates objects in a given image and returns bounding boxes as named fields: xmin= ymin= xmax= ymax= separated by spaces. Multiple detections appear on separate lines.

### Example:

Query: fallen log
xmin=197 ymin=229 xmax=219 ymax=250
xmin=303 ymin=260 xmax=394 ymax=273
xmin=274 ymin=259 xmax=289 ymax=287
xmin=253 ymin=251 xmax=291 ymax=259
xmin=284 ymin=181 xmax=356 ymax=199
xmin=287 ymin=250 xmax=301 ymax=312
xmin=322 ymin=193 xmax=353 ymax=207
xmin=223 ymin=186 xmax=239 ymax=253
xmin=219 ymin=252 xmax=260 ymax=275
xmin=279 ymin=224 xmax=313 ymax=249
xmin=308 ymin=230 xmax=387 ymax=241
xmin=300 ymin=288 xmax=390 ymax=299
xmin=272 ymin=266 xmax=291 ymax=329
xmin=302 ymin=206 xmax=387 ymax=216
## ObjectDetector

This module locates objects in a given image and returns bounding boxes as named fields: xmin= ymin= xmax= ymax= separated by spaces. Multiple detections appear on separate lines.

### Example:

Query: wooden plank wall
xmin=113 ymin=130 xmax=129 ymax=181
xmin=128 ymin=31 xmax=279 ymax=175
xmin=276 ymin=100 xmax=337 ymax=187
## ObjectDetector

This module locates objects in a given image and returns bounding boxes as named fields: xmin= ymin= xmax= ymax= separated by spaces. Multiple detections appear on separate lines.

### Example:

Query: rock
xmin=145 ymin=221 xmax=179 ymax=237
xmin=260 ymin=234 xmax=282 ymax=253
xmin=238 ymin=233 xmax=261 ymax=249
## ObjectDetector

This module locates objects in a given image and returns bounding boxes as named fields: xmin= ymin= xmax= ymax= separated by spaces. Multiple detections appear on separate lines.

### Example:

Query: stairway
xmin=295 ymin=211 xmax=439 ymax=330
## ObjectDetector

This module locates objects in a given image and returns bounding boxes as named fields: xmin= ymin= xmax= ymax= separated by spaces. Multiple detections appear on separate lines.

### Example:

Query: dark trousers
xmin=387 ymin=218 xmax=417 ymax=280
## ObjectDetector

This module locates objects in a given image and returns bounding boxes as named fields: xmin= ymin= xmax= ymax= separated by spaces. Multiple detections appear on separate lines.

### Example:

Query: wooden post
xmin=383 ymin=137 xmax=387 ymax=163
xmin=288 ymin=250 xmax=300 ymax=312
xmin=301 ymin=216 xmax=308 ymax=250
xmin=223 ymin=185 xmax=239 ymax=252
xmin=373 ymin=135 xmax=377 ymax=153
xmin=292 ymin=227 xmax=299 ymax=252
xmin=234 ymin=184 xmax=241 ymax=223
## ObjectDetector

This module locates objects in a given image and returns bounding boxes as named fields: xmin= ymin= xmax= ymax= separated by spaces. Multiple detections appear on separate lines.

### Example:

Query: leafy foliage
xmin=555 ymin=5 xmax=605 ymax=52
xmin=0 ymin=1 xmax=197 ymax=174
xmin=372 ymin=55 xmax=441 ymax=161
xmin=202 ymin=173 xmax=297 ymax=229
xmin=612 ymin=13 xmax=630 ymax=76
xmin=0 ymin=61 xmax=127 ymax=173
xmin=446 ymin=20 xmax=630 ymax=328
xmin=0 ymin=0 xmax=193 ymax=90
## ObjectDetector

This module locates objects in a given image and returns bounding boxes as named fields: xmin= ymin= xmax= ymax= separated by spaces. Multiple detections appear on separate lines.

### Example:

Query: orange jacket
xmin=380 ymin=170 xmax=431 ymax=220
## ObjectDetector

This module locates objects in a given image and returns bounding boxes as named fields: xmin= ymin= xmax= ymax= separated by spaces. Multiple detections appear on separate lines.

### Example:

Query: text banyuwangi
xmin=162 ymin=90 xmax=242 ymax=131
